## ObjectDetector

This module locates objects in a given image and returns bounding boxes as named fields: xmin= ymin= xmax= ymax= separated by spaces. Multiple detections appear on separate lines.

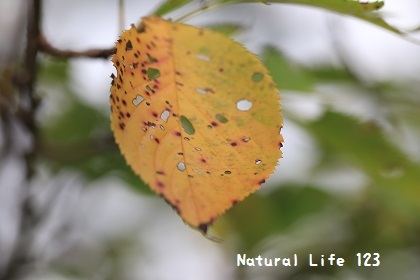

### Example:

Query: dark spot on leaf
xmin=122 ymin=100 xmax=127 ymax=106
xmin=126 ymin=113 xmax=131 ymax=118
xmin=125 ymin=40 xmax=133 ymax=51
xmin=205 ymin=87 xmax=215 ymax=94
xmin=175 ymin=131 xmax=181 ymax=137
xmin=155 ymin=138 xmax=160 ymax=144
xmin=152 ymin=112 xmax=158 ymax=117
xmin=177 ymin=152 xmax=183 ymax=155
xmin=146 ymin=102 xmax=150 ymax=106
xmin=157 ymin=171 xmax=165 ymax=175
xmin=219 ymin=68 xmax=224 ymax=72
xmin=157 ymin=181 xmax=165 ymax=189
xmin=231 ymin=200 xmax=238 ymax=205
xmin=201 ymin=159 xmax=206 ymax=163
xmin=188 ymin=175 xmax=194 ymax=178
xmin=230 ymin=142 xmax=237 ymax=146
xmin=258 ymin=179 xmax=266 ymax=184
xmin=198 ymin=220 xmax=214 ymax=235
xmin=211 ymin=121 xmax=218 ymax=127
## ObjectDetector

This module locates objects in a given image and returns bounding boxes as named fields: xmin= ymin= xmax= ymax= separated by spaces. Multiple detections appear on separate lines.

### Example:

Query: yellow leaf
xmin=110 ymin=16 xmax=283 ymax=231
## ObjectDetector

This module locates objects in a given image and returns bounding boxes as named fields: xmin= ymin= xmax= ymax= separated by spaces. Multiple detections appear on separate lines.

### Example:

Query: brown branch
xmin=1 ymin=0 xmax=42 ymax=279
xmin=38 ymin=34 xmax=115 ymax=59
xmin=19 ymin=0 xmax=42 ymax=178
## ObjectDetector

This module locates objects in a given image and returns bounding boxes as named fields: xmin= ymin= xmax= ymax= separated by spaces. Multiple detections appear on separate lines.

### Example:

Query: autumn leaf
xmin=109 ymin=16 xmax=283 ymax=231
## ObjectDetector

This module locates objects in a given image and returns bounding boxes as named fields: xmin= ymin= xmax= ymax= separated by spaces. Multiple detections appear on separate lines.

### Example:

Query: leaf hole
xmin=236 ymin=99 xmax=253 ymax=111
xmin=196 ymin=54 xmax=211 ymax=61
xmin=195 ymin=88 xmax=207 ymax=94
xmin=132 ymin=95 xmax=144 ymax=106
xmin=177 ymin=162 xmax=186 ymax=171
xmin=255 ymin=159 xmax=262 ymax=165
xmin=193 ymin=169 xmax=202 ymax=175
xmin=129 ymin=63 xmax=138 ymax=70
xmin=160 ymin=110 xmax=170 ymax=122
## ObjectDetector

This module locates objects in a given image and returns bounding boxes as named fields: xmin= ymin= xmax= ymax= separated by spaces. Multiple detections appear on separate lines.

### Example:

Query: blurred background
xmin=1 ymin=0 xmax=420 ymax=279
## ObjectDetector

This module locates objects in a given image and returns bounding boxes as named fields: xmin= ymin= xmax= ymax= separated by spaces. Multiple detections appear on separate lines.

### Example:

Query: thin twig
xmin=38 ymin=35 xmax=115 ymax=59
xmin=119 ymin=0 xmax=125 ymax=31
xmin=174 ymin=1 xmax=222 ymax=23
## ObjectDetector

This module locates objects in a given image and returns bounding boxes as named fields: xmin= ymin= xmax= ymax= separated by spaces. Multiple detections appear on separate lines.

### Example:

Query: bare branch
xmin=38 ymin=35 xmax=115 ymax=59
